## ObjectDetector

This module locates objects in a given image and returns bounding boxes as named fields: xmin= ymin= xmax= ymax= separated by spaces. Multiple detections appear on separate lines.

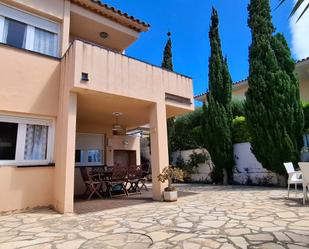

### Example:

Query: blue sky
xmin=102 ymin=0 xmax=297 ymax=97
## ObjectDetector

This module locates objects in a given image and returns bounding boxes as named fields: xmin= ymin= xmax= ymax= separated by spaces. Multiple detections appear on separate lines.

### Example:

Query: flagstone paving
xmin=1 ymin=185 xmax=309 ymax=248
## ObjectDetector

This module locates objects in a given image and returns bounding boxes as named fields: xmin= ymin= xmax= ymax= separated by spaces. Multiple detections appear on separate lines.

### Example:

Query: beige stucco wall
xmin=232 ymin=86 xmax=247 ymax=99
xmin=3 ymin=0 xmax=65 ymax=20
xmin=0 ymin=167 xmax=54 ymax=212
xmin=300 ymin=78 xmax=309 ymax=101
xmin=0 ymin=45 xmax=61 ymax=212
xmin=70 ymin=41 xmax=194 ymax=111
xmin=0 ymin=46 xmax=60 ymax=116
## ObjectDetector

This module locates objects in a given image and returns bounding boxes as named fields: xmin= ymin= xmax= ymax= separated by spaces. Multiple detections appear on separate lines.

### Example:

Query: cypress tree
xmin=245 ymin=0 xmax=304 ymax=175
xmin=204 ymin=8 xmax=234 ymax=183
xmin=161 ymin=32 xmax=175 ymax=163
xmin=161 ymin=32 xmax=173 ymax=71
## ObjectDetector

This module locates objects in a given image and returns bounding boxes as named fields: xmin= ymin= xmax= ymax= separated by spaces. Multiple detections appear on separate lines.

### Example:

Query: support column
xmin=61 ymin=0 xmax=71 ymax=56
xmin=150 ymin=102 xmax=169 ymax=201
xmin=53 ymin=92 xmax=77 ymax=213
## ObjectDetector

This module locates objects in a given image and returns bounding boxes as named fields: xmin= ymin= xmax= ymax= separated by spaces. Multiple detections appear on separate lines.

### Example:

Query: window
xmin=75 ymin=149 xmax=103 ymax=166
xmin=75 ymin=149 xmax=82 ymax=163
xmin=0 ymin=122 xmax=17 ymax=160
xmin=33 ymin=27 xmax=57 ymax=57
xmin=87 ymin=150 xmax=102 ymax=164
xmin=75 ymin=133 xmax=105 ymax=167
xmin=24 ymin=124 xmax=48 ymax=160
xmin=0 ymin=4 xmax=59 ymax=57
xmin=0 ymin=115 xmax=54 ymax=166
xmin=4 ymin=18 xmax=26 ymax=49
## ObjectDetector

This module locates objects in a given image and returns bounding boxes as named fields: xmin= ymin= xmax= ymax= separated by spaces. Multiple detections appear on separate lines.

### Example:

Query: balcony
xmin=62 ymin=40 xmax=194 ymax=117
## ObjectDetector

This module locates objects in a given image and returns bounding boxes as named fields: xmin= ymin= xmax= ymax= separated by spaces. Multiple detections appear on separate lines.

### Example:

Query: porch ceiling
xmin=70 ymin=8 xmax=138 ymax=52
xmin=76 ymin=90 xmax=153 ymax=129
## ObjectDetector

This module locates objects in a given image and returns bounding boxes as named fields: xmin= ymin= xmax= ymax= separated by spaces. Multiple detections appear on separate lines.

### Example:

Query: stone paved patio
xmin=1 ymin=185 xmax=309 ymax=249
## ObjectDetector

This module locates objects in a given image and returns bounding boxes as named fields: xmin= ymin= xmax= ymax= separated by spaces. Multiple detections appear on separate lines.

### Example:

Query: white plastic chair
xmin=283 ymin=162 xmax=302 ymax=198
xmin=298 ymin=163 xmax=309 ymax=205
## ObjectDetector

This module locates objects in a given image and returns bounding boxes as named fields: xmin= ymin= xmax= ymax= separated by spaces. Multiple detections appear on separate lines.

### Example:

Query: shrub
xmin=232 ymin=116 xmax=251 ymax=144
xmin=174 ymin=152 xmax=209 ymax=180
xmin=302 ymin=101 xmax=309 ymax=132
xmin=231 ymin=98 xmax=245 ymax=118
xmin=171 ymin=108 xmax=204 ymax=151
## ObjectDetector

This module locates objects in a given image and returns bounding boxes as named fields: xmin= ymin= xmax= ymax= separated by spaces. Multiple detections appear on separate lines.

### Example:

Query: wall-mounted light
xmin=99 ymin=32 xmax=109 ymax=39
xmin=123 ymin=140 xmax=129 ymax=146
xmin=81 ymin=72 xmax=89 ymax=82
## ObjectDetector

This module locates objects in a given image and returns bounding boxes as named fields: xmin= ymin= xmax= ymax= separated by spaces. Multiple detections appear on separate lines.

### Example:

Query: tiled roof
xmin=194 ymin=92 xmax=208 ymax=99
xmin=71 ymin=0 xmax=150 ymax=32
xmin=297 ymin=56 xmax=309 ymax=63
xmin=194 ymin=57 xmax=309 ymax=100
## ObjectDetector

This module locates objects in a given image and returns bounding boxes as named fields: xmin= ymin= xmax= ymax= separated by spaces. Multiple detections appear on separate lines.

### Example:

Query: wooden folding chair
xmin=127 ymin=165 xmax=142 ymax=194
xmin=140 ymin=163 xmax=150 ymax=191
xmin=80 ymin=167 xmax=104 ymax=200
xmin=105 ymin=166 xmax=128 ymax=198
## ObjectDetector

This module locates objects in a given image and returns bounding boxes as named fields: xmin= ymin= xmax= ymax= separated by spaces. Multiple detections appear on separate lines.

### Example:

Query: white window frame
xmin=0 ymin=115 xmax=55 ymax=166
xmin=0 ymin=3 xmax=60 ymax=56
xmin=0 ymin=16 xmax=4 ymax=43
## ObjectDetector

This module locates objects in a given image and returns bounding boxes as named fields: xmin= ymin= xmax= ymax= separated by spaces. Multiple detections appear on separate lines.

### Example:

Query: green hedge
xmin=232 ymin=116 xmax=251 ymax=143
xmin=231 ymin=98 xmax=245 ymax=118
xmin=302 ymin=101 xmax=309 ymax=132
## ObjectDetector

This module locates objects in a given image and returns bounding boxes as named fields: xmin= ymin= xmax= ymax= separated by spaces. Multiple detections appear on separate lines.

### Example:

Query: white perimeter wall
xmin=172 ymin=148 xmax=213 ymax=182
xmin=233 ymin=142 xmax=278 ymax=185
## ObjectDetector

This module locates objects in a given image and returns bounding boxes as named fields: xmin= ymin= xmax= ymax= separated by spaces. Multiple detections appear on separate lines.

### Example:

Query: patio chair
xmin=80 ymin=167 xmax=104 ymax=200
xmin=139 ymin=163 xmax=150 ymax=191
xmin=284 ymin=162 xmax=303 ymax=198
xmin=298 ymin=163 xmax=309 ymax=205
xmin=105 ymin=166 xmax=128 ymax=198
xmin=127 ymin=165 xmax=142 ymax=194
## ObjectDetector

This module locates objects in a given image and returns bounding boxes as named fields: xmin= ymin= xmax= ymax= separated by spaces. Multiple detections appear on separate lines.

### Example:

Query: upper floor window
xmin=0 ymin=4 xmax=59 ymax=57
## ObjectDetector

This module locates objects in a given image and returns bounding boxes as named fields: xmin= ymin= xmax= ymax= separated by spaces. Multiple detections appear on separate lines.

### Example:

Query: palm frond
xmin=296 ymin=3 xmax=309 ymax=22
xmin=277 ymin=0 xmax=308 ymax=21
xmin=290 ymin=0 xmax=305 ymax=17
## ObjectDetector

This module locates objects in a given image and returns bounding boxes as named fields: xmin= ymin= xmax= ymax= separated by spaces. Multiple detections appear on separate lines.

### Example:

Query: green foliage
xmin=245 ymin=0 xmax=304 ymax=175
xmin=161 ymin=32 xmax=174 ymax=162
xmin=204 ymin=8 xmax=234 ymax=183
xmin=161 ymin=32 xmax=173 ymax=71
xmin=167 ymin=117 xmax=175 ymax=164
xmin=175 ymin=152 xmax=209 ymax=176
xmin=232 ymin=98 xmax=245 ymax=118
xmin=171 ymin=108 xmax=204 ymax=151
xmin=232 ymin=116 xmax=251 ymax=144
xmin=157 ymin=165 xmax=184 ymax=191
xmin=302 ymin=101 xmax=309 ymax=132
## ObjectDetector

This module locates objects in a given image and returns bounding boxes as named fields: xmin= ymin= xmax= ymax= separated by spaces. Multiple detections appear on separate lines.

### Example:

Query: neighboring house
xmin=0 ymin=0 xmax=194 ymax=213
xmin=195 ymin=57 xmax=309 ymax=103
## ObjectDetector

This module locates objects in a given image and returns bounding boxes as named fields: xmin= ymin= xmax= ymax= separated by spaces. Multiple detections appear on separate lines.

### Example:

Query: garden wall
xmin=172 ymin=148 xmax=213 ymax=182
xmin=233 ymin=142 xmax=278 ymax=185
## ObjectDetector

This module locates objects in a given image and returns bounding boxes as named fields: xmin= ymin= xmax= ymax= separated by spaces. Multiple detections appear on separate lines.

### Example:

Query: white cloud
xmin=290 ymin=0 xmax=309 ymax=60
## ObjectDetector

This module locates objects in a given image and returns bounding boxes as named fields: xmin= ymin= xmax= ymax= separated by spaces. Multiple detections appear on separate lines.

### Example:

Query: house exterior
xmin=195 ymin=57 xmax=309 ymax=103
xmin=0 ymin=0 xmax=194 ymax=213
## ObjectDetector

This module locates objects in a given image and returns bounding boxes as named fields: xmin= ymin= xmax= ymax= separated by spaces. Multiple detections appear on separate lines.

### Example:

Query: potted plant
xmin=157 ymin=166 xmax=184 ymax=202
